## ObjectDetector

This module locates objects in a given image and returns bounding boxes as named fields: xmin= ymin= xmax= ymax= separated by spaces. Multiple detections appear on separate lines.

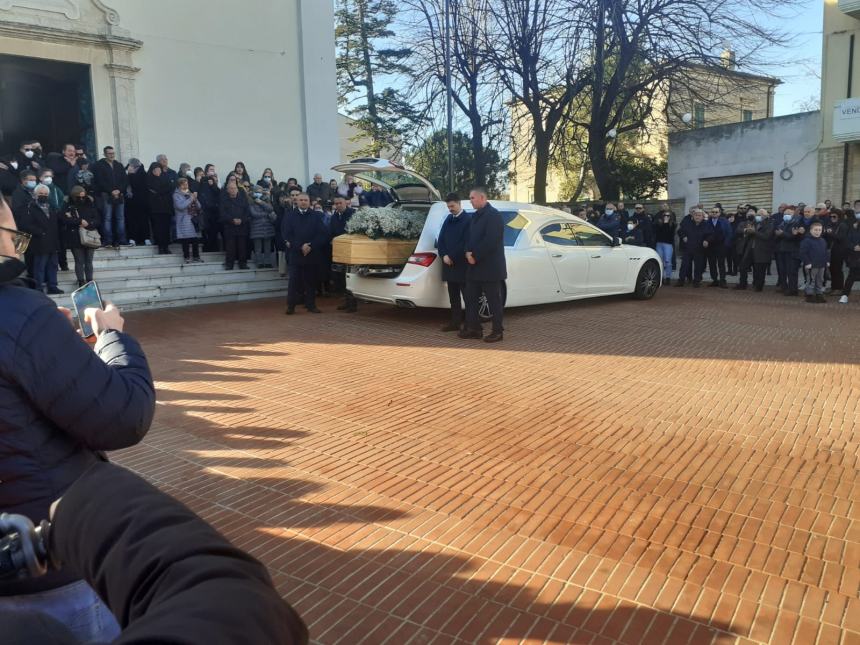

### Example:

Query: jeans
xmin=656 ymin=242 xmax=673 ymax=279
xmin=32 ymin=252 xmax=58 ymax=290
xmin=71 ymin=247 xmax=95 ymax=284
xmin=252 ymin=237 xmax=274 ymax=266
xmin=805 ymin=266 xmax=825 ymax=295
xmin=0 ymin=579 xmax=120 ymax=643
xmin=101 ymin=196 xmax=127 ymax=246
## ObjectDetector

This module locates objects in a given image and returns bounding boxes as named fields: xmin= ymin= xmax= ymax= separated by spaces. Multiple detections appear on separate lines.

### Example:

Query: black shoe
xmin=458 ymin=329 xmax=483 ymax=340
xmin=224 ymin=264 xmax=234 ymax=270
xmin=733 ymin=284 xmax=746 ymax=290
xmin=816 ymin=294 xmax=826 ymax=303
xmin=285 ymin=306 xmax=295 ymax=315
xmin=692 ymin=282 xmax=701 ymax=288
xmin=719 ymin=280 xmax=728 ymax=288
xmin=708 ymin=281 xmax=720 ymax=288
xmin=440 ymin=323 xmax=461 ymax=332
xmin=754 ymin=287 xmax=763 ymax=292
xmin=59 ymin=265 xmax=69 ymax=272
xmin=307 ymin=307 xmax=321 ymax=313
xmin=484 ymin=331 xmax=503 ymax=343
xmin=77 ymin=280 xmax=85 ymax=288
xmin=47 ymin=287 xmax=64 ymax=295
xmin=674 ymin=281 xmax=685 ymax=287
xmin=344 ymin=306 xmax=358 ymax=313
xmin=805 ymin=295 xmax=816 ymax=303
xmin=337 ymin=303 xmax=349 ymax=311
xmin=238 ymin=264 xmax=249 ymax=270
xmin=785 ymin=290 xmax=799 ymax=297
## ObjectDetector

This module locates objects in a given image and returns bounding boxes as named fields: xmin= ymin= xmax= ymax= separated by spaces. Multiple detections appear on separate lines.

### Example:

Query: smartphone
xmin=71 ymin=281 xmax=104 ymax=338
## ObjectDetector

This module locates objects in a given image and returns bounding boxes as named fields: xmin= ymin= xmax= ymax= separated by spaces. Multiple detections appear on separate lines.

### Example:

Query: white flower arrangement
xmin=345 ymin=206 xmax=426 ymax=240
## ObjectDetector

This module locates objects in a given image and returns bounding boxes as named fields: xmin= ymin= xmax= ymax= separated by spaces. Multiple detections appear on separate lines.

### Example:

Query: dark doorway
xmin=0 ymin=54 xmax=95 ymax=158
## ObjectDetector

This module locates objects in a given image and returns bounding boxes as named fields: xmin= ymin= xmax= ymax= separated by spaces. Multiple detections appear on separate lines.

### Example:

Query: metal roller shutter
xmin=698 ymin=172 xmax=773 ymax=212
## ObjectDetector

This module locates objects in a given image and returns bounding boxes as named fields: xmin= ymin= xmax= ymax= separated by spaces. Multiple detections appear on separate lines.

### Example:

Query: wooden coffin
xmin=332 ymin=234 xmax=417 ymax=266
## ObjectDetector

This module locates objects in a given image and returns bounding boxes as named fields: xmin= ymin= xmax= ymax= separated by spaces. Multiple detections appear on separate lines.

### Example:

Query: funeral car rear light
xmin=407 ymin=252 xmax=436 ymax=267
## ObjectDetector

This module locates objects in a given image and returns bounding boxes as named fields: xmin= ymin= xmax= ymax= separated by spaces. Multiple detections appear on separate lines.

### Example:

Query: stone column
xmin=104 ymin=42 xmax=140 ymax=162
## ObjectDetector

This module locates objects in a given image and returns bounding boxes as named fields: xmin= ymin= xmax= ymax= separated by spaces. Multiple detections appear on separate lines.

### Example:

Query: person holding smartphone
xmin=0 ymin=195 xmax=156 ymax=642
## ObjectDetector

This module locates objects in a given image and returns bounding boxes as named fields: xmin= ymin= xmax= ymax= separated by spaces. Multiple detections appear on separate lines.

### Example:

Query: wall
xmin=817 ymin=0 xmax=860 ymax=202
xmin=0 ymin=0 xmax=339 ymax=185
xmin=667 ymin=111 xmax=820 ymax=214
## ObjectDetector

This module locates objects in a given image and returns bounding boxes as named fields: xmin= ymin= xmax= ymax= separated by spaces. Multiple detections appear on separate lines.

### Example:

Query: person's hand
xmin=233 ymin=218 xmax=241 ymax=225
xmin=57 ymin=306 xmax=74 ymax=326
xmin=682 ymin=237 xmax=687 ymax=244
xmin=443 ymin=255 xmax=453 ymax=266
xmin=302 ymin=243 xmax=311 ymax=256
xmin=111 ymin=189 xmax=120 ymax=197
xmin=192 ymin=192 xmax=198 ymax=200
xmin=466 ymin=251 xmax=476 ymax=265
xmin=855 ymin=244 xmax=860 ymax=252
xmin=80 ymin=219 xmax=88 ymax=228
xmin=703 ymin=241 xmax=709 ymax=248
xmin=805 ymin=264 xmax=812 ymax=270
xmin=0 ymin=162 xmax=6 ymax=171
xmin=775 ymin=229 xmax=783 ymax=235
xmin=32 ymin=161 xmax=40 ymax=170
xmin=84 ymin=302 xmax=125 ymax=336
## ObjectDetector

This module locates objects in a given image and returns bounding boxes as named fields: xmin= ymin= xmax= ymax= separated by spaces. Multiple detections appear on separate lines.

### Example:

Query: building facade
xmin=0 ymin=0 xmax=339 ymax=182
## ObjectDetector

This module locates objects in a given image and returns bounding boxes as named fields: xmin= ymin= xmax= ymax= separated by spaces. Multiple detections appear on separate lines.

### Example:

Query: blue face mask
xmin=754 ymin=215 xmax=763 ymax=223
xmin=855 ymin=213 xmax=860 ymax=220
xmin=783 ymin=213 xmax=793 ymax=222
xmin=253 ymin=193 xmax=263 ymax=200
xmin=25 ymin=180 xmax=37 ymax=190
xmin=605 ymin=209 xmax=615 ymax=216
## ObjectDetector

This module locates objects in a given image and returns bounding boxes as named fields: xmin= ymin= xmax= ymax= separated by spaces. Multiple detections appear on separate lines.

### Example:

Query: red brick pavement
xmin=114 ymin=288 xmax=859 ymax=644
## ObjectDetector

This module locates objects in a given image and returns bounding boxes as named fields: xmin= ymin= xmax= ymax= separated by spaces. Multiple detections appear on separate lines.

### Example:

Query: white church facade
xmin=0 ymin=0 xmax=340 ymax=181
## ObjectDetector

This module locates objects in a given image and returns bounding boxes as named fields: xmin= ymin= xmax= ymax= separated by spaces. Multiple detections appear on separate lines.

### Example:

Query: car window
xmin=462 ymin=209 xmax=529 ymax=247
xmin=540 ymin=222 xmax=581 ymax=246
xmin=572 ymin=223 xmax=612 ymax=247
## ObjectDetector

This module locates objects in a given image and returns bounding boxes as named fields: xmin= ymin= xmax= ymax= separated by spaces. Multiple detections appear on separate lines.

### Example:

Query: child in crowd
xmin=800 ymin=221 xmax=829 ymax=303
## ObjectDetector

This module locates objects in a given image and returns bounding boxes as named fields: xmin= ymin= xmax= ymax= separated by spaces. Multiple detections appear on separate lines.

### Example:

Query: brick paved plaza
xmin=115 ymin=289 xmax=859 ymax=645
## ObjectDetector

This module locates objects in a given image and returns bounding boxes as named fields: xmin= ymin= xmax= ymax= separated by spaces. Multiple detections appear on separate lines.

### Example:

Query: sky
xmin=762 ymin=1 xmax=824 ymax=115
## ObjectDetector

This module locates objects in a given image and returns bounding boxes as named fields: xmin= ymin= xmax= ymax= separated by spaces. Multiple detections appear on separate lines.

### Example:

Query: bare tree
xmin=479 ymin=0 xmax=591 ymax=204
xmin=402 ymin=0 xmax=506 ymax=190
xmin=570 ymin=0 xmax=803 ymax=200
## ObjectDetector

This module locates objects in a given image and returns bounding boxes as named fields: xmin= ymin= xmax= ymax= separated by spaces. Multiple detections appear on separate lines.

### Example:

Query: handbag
xmin=79 ymin=226 xmax=101 ymax=249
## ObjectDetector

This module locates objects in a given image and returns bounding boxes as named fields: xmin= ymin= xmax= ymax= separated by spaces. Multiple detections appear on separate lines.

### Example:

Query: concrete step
xmin=55 ymin=266 xmax=281 ymax=291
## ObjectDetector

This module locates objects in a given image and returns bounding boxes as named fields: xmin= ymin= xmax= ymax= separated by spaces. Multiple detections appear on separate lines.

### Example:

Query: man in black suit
xmin=437 ymin=192 xmax=472 ymax=332
xmin=460 ymin=187 xmax=506 ymax=343
xmin=282 ymin=193 xmax=328 ymax=315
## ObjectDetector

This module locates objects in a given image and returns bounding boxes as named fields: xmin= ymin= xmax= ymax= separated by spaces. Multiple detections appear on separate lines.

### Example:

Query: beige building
xmin=819 ymin=0 xmax=860 ymax=202
xmin=0 ymin=0 xmax=339 ymax=182
xmin=510 ymin=59 xmax=779 ymax=203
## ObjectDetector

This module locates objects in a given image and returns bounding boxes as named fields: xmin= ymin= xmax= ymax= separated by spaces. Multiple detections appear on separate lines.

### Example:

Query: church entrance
xmin=0 ymin=54 xmax=95 ymax=158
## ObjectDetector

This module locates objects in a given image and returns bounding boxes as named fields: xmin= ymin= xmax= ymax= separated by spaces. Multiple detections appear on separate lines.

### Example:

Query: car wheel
xmin=479 ymin=282 xmax=507 ymax=322
xmin=633 ymin=261 xmax=660 ymax=300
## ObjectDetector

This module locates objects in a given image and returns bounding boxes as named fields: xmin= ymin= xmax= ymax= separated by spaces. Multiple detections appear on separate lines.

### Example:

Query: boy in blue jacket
xmin=800 ymin=221 xmax=829 ymax=303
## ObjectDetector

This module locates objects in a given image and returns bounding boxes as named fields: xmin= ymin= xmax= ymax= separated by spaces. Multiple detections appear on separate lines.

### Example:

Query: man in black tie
xmin=460 ymin=187 xmax=506 ymax=343
xmin=329 ymin=196 xmax=358 ymax=313
xmin=282 ymin=193 xmax=328 ymax=315
xmin=437 ymin=192 xmax=472 ymax=332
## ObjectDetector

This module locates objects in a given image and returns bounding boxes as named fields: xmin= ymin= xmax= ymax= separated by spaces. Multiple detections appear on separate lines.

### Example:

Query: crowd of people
xmin=0 ymin=139 xmax=390 ymax=296
xmin=579 ymin=200 xmax=860 ymax=304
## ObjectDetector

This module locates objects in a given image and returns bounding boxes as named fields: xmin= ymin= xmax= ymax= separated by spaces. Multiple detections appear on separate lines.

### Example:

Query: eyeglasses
xmin=0 ymin=226 xmax=32 ymax=255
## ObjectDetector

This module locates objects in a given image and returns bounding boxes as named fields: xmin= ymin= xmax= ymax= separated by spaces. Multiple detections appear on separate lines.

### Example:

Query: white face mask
xmin=10 ymin=161 xmax=19 ymax=170
xmin=627 ymin=223 xmax=635 ymax=231
xmin=23 ymin=150 xmax=34 ymax=159
xmin=41 ymin=177 xmax=53 ymax=186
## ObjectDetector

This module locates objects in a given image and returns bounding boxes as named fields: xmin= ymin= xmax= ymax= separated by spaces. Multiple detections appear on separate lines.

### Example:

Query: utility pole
xmin=444 ymin=0 xmax=454 ymax=193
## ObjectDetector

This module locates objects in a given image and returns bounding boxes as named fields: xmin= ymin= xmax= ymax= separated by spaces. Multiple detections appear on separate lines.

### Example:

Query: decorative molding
xmin=91 ymin=0 xmax=119 ymax=26
xmin=0 ymin=19 xmax=141 ymax=51
xmin=105 ymin=62 xmax=139 ymax=78
xmin=0 ymin=0 xmax=80 ymax=20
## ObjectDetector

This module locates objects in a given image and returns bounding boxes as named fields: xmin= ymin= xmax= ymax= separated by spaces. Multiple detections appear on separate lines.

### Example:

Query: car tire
xmin=479 ymin=282 xmax=507 ymax=322
xmin=633 ymin=261 xmax=661 ymax=300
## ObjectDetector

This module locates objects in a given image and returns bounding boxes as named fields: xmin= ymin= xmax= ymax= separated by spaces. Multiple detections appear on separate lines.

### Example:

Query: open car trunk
xmin=332 ymin=159 xmax=440 ymax=276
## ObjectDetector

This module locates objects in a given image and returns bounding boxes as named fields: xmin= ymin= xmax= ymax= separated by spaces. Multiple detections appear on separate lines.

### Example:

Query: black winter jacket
xmin=845 ymin=222 xmax=860 ymax=268
xmin=2 ymin=461 xmax=308 ymax=644
xmin=465 ymin=203 xmax=507 ymax=282
xmin=60 ymin=197 xmax=101 ymax=250
xmin=93 ymin=158 xmax=129 ymax=195
xmin=18 ymin=200 xmax=60 ymax=255
xmin=437 ymin=210 xmax=472 ymax=282
xmin=677 ymin=218 xmax=711 ymax=254
xmin=220 ymin=193 xmax=251 ymax=236
xmin=146 ymin=171 xmax=173 ymax=215
xmin=0 ymin=262 xmax=155 ymax=595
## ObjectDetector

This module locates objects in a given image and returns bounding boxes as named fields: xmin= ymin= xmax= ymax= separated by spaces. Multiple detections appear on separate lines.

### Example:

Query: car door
xmin=539 ymin=222 xmax=590 ymax=295
xmin=571 ymin=223 xmax=630 ymax=293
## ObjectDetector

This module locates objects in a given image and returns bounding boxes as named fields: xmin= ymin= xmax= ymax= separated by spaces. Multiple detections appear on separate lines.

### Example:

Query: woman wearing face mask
xmin=146 ymin=163 xmax=174 ymax=255
xmin=19 ymin=185 xmax=62 ymax=294
xmin=248 ymin=184 xmax=276 ymax=268
xmin=258 ymin=168 xmax=276 ymax=188
xmin=749 ymin=209 xmax=775 ymax=292
xmin=199 ymin=164 xmax=222 ymax=252
xmin=125 ymin=158 xmax=152 ymax=246
xmin=39 ymin=169 xmax=70 ymax=271
xmin=173 ymin=178 xmax=203 ymax=263
xmin=61 ymin=185 xmax=101 ymax=287
xmin=838 ymin=210 xmax=860 ymax=303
